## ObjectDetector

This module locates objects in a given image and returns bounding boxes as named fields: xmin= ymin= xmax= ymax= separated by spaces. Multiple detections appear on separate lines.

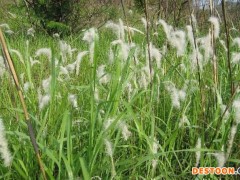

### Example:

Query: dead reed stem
xmin=187 ymin=0 xmax=206 ymax=132
xmin=209 ymin=0 xmax=218 ymax=88
xmin=222 ymin=0 xmax=234 ymax=96
xmin=0 ymin=28 xmax=46 ymax=180
xmin=144 ymin=0 xmax=153 ymax=90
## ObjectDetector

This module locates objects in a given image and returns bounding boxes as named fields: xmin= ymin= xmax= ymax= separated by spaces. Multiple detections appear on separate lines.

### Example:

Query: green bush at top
xmin=26 ymin=0 xmax=74 ymax=34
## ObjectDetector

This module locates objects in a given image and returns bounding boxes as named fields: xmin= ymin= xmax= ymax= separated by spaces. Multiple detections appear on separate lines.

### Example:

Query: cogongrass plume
xmin=0 ymin=118 xmax=12 ymax=167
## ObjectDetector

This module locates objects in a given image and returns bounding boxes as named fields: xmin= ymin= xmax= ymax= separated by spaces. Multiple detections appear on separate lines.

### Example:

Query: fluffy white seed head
xmin=220 ymin=104 xmax=230 ymax=123
xmin=23 ymin=82 xmax=32 ymax=93
xmin=97 ymin=65 xmax=110 ymax=85
xmin=82 ymin=28 xmax=98 ymax=44
xmin=195 ymin=138 xmax=201 ymax=167
xmin=212 ymin=152 xmax=226 ymax=167
xmin=0 ymin=23 xmax=10 ymax=30
xmin=10 ymin=49 xmax=24 ymax=64
xmin=158 ymin=19 xmax=172 ymax=39
xmin=0 ymin=118 xmax=12 ymax=167
xmin=232 ymin=52 xmax=240 ymax=64
xmin=232 ymin=99 xmax=240 ymax=124
xmin=165 ymin=82 xmax=186 ymax=109
xmin=219 ymin=40 xmax=227 ymax=51
xmin=94 ymin=87 xmax=99 ymax=103
xmin=209 ymin=17 xmax=220 ymax=38
xmin=119 ymin=121 xmax=131 ymax=141
xmin=179 ymin=115 xmax=190 ymax=128
xmin=104 ymin=118 xmax=114 ymax=131
xmin=119 ymin=19 xmax=125 ymax=41
xmin=109 ymin=47 xmax=114 ymax=64
xmin=30 ymin=57 xmax=40 ymax=67
xmin=68 ymin=94 xmax=78 ymax=108
xmin=141 ymin=17 xmax=147 ymax=30
xmin=104 ymin=139 xmax=113 ymax=157
xmin=42 ymin=76 xmax=51 ymax=93
xmin=0 ymin=56 xmax=6 ymax=77
xmin=226 ymin=125 xmax=237 ymax=159
xmin=151 ymin=137 xmax=159 ymax=155
xmin=233 ymin=38 xmax=240 ymax=48
xmin=190 ymin=49 xmax=204 ymax=71
xmin=105 ymin=21 xmax=121 ymax=39
xmin=38 ymin=91 xmax=51 ymax=110
xmin=169 ymin=30 xmax=186 ymax=56
xmin=186 ymin=25 xmax=195 ymax=47
xmin=149 ymin=43 xmax=162 ymax=69
xmin=35 ymin=48 xmax=52 ymax=61
xmin=76 ymin=51 xmax=88 ymax=76
xmin=5 ymin=30 xmax=14 ymax=35
xmin=27 ymin=28 xmax=35 ymax=37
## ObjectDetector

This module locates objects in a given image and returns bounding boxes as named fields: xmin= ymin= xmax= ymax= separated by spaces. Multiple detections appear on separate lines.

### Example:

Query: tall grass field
xmin=0 ymin=16 xmax=240 ymax=179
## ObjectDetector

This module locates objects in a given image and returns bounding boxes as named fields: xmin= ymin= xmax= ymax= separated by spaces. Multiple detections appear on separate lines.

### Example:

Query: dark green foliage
xmin=26 ymin=0 xmax=76 ymax=34
xmin=134 ymin=0 xmax=145 ymax=12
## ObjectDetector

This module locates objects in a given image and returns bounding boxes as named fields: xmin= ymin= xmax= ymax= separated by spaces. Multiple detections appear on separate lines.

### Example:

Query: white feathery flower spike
xmin=195 ymin=138 xmax=201 ymax=167
xmin=5 ymin=30 xmax=14 ymax=35
xmin=97 ymin=65 xmax=110 ymax=85
xmin=105 ymin=21 xmax=121 ymax=39
xmin=38 ymin=91 xmax=51 ymax=110
xmin=119 ymin=121 xmax=131 ymax=141
xmin=149 ymin=43 xmax=162 ymax=69
xmin=82 ymin=28 xmax=98 ymax=44
xmin=233 ymin=38 xmax=240 ymax=48
xmin=158 ymin=19 xmax=172 ymax=39
xmin=0 ymin=56 xmax=6 ymax=77
xmin=209 ymin=17 xmax=220 ymax=39
xmin=23 ymin=82 xmax=32 ymax=93
xmin=179 ymin=115 xmax=190 ymax=128
xmin=169 ymin=30 xmax=186 ymax=56
xmin=0 ymin=23 xmax=10 ymax=30
xmin=212 ymin=152 xmax=226 ymax=167
xmin=94 ymin=87 xmax=99 ymax=103
xmin=165 ymin=82 xmax=186 ymax=109
xmin=68 ymin=94 xmax=78 ymax=108
xmin=198 ymin=34 xmax=213 ymax=62
xmin=30 ymin=57 xmax=40 ymax=67
xmin=103 ymin=118 xmax=114 ymax=131
xmin=83 ymin=28 xmax=98 ymax=64
xmin=226 ymin=125 xmax=237 ymax=159
xmin=35 ymin=48 xmax=52 ymax=61
xmin=119 ymin=19 xmax=125 ymax=41
xmin=141 ymin=17 xmax=147 ymax=30
xmin=108 ymin=47 xmax=114 ymax=64
xmin=27 ymin=28 xmax=35 ymax=37
xmin=10 ymin=49 xmax=24 ymax=64
xmin=0 ymin=118 xmax=12 ymax=167
xmin=219 ymin=40 xmax=227 ymax=52
xmin=151 ymin=137 xmax=159 ymax=170
xmin=104 ymin=139 xmax=113 ymax=157
xmin=42 ymin=76 xmax=51 ymax=93
xmin=232 ymin=98 xmax=240 ymax=124
xmin=232 ymin=52 xmax=240 ymax=64
xmin=186 ymin=25 xmax=195 ymax=47
xmin=75 ymin=51 xmax=88 ymax=76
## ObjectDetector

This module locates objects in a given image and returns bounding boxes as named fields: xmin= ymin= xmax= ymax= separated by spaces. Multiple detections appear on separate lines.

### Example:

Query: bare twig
xmin=0 ymin=28 xmax=46 ymax=180
xmin=144 ymin=0 xmax=153 ymax=89
xmin=209 ymin=0 xmax=218 ymax=88
xmin=222 ymin=0 xmax=234 ymax=95
xmin=187 ymin=0 xmax=206 ymax=128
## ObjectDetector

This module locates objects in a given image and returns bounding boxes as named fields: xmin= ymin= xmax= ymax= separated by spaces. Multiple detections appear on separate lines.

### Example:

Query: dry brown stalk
xmin=209 ymin=0 xmax=218 ymax=88
xmin=222 ymin=0 xmax=234 ymax=96
xmin=0 ymin=28 xmax=46 ymax=180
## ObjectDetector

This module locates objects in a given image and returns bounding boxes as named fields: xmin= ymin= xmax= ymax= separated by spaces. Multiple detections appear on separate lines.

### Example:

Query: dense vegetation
xmin=0 ymin=0 xmax=240 ymax=179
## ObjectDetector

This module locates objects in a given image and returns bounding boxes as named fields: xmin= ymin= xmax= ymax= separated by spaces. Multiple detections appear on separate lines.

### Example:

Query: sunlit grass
xmin=0 ymin=18 xmax=240 ymax=179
